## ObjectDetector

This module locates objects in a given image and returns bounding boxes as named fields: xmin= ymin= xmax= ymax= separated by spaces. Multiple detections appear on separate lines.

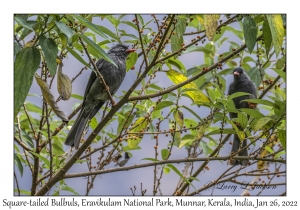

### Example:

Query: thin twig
xmin=14 ymin=172 xmax=20 ymax=196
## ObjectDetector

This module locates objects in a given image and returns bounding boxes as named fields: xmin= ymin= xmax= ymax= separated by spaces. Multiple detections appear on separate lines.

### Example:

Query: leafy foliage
xmin=14 ymin=14 xmax=286 ymax=196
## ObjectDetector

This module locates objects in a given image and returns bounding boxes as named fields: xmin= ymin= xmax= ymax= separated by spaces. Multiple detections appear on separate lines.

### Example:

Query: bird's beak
xmin=126 ymin=49 xmax=137 ymax=53
xmin=233 ymin=71 xmax=239 ymax=76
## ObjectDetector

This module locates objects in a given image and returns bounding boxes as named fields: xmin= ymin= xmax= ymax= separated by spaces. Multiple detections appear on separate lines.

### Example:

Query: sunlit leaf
xmin=166 ymin=70 xmax=210 ymax=104
xmin=253 ymin=117 xmax=272 ymax=132
xmin=161 ymin=149 xmax=170 ymax=160
xmin=203 ymin=14 xmax=220 ymax=41
xmin=267 ymin=15 xmax=285 ymax=57
xmin=127 ymin=117 xmax=148 ymax=148
xmin=126 ymin=52 xmax=138 ymax=71
xmin=173 ymin=109 xmax=184 ymax=128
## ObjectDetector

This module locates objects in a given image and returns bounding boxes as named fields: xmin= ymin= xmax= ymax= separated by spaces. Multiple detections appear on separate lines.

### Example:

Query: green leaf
xmin=243 ymin=16 xmax=258 ymax=54
xmin=14 ymin=42 xmax=22 ymax=57
xmin=227 ymin=92 xmax=252 ymax=101
xmin=272 ymin=68 xmax=286 ymax=81
xmin=253 ymin=117 xmax=272 ymax=132
xmin=143 ymin=158 xmax=159 ymax=162
xmin=121 ymin=21 xmax=138 ymax=31
xmin=73 ymin=15 xmax=108 ymax=39
xmin=166 ymin=164 xmax=187 ymax=181
xmin=96 ymin=25 xmax=120 ymax=41
xmin=15 ymin=15 xmax=33 ymax=30
xmin=207 ymin=128 xmax=236 ymax=135
xmin=52 ymin=144 xmax=65 ymax=156
xmin=178 ymin=139 xmax=194 ymax=149
xmin=66 ymin=46 xmax=91 ymax=69
xmin=166 ymin=58 xmax=186 ymax=74
xmin=242 ymin=98 xmax=279 ymax=109
xmin=14 ymin=47 xmax=41 ymax=118
xmin=24 ymin=102 xmax=42 ymax=114
xmin=90 ymin=117 xmax=98 ymax=130
xmin=263 ymin=20 xmax=272 ymax=57
xmin=55 ymin=21 xmax=73 ymax=39
xmin=39 ymin=36 xmax=58 ymax=76
xmin=161 ymin=149 xmax=169 ymax=160
xmin=14 ymin=189 xmax=30 ymax=195
xmin=163 ymin=167 xmax=170 ymax=174
xmin=254 ymin=15 xmax=265 ymax=24
xmin=171 ymin=16 xmax=188 ymax=53
xmin=126 ymin=52 xmax=138 ymax=71
xmin=248 ymin=66 xmax=262 ymax=87
xmin=181 ymin=105 xmax=203 ymax=122
xmin=14 ymin=154 xmax=23 ymax=177
xmin=278 ymin=129 xmax=286 ymax=150
xmin=30 ymin=152 xmax=50 ymax=168
xmin=200 ymin=141 xmax=212 ymax=156
xmin=155 ymin=101 xmax=174 ymax=111
xmin=183 ymin=45 xmax=212 ymax=54
xmin=266 ymin=15 xmax=285 ymax=57
xmin=225 ymin=25 xmax=244 ymax=40
xmin=275 ymin=56 xmax=286 ymax=70
xmin=71 ymin=93 xmax=84 ymax=100
xmin=61 ymin=185 xmax=79 ymax=195
xmin=77 ymin=33 xmax=117 ymax=66
xmin=239 ymin=108 xmax=264 ymax=119
xmin=238 ymin=112 xmax=248 ymax=129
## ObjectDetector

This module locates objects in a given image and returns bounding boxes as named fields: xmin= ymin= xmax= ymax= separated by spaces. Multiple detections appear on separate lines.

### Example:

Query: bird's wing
xmin=82 ymin=59 xmax=104 ymax=103
xmin=228 ymin=82 xmax=234 ymax=95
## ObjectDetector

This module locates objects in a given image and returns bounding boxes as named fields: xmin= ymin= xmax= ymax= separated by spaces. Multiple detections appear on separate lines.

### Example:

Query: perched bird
xmin=228 ymin=67 xmax=257 ymax=165
xmin=65 ymin=44 xmax=136 ymax=149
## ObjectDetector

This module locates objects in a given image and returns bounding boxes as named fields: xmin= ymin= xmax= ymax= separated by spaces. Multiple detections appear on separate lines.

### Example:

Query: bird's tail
xmin=64 ymin=108 xmax=89 ymax=149
xmin=229 ymin=134 xmax=249 ymax=166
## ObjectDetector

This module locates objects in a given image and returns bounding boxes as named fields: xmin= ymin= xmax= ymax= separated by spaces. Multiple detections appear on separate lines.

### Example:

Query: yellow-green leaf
xmin=173 ymin=109 xmax=184 ymax=128
xmin=127 ymin=117 xmax=148 ymax=148
xmin=57 ymin=62 xmax=72 ymax=100
xmin=166 ymin=70 xmax=210 ymax=104
xmin=35 ymin=74 xmax=69 ymax=122
xmin=161 ymin=149 xmax=169 ymax=160
xmin=266 ymin=15 xmax=285 ymax=57
xmin=253 ymin=117 xmax=272 ymax=132
xmin=203 ymin=15 xmax=220 ymax=41
xmin=126 ymin=52 xmax=138 ymax=71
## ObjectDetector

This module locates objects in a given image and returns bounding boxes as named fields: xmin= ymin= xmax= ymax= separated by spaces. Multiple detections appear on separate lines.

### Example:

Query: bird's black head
xmin=233 ymin=67 xmax=244 ymax=76
xmin=233 ymin=67 xmax=250 ymax=82
xmin=108 ymin=44 xmax=136 ymax=56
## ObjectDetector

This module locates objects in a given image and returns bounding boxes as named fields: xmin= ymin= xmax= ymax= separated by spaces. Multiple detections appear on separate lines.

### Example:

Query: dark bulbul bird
xmin=228 ymin=67 xmax=257 ymax=165
xmin=65 ymin=44 xmax=136 ymax=149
